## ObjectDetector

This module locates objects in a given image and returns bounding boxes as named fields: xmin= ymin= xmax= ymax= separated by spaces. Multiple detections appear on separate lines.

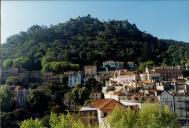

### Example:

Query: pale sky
xmin=1 ymin=1 xmax=189 ymax=44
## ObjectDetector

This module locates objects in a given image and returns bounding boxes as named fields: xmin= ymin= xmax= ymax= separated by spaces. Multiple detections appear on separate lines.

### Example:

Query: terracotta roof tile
xmin=91 ymin=99 xmax=126 ymax=113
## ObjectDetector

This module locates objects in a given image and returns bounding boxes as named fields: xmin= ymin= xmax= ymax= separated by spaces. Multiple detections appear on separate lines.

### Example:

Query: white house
xmin=103 ymin=90 xmax=128 ymax=101
xmin=120 ymin=99 xmax=143 ymax=109
xmin=110 ymin=70 xmax=140 ymax=86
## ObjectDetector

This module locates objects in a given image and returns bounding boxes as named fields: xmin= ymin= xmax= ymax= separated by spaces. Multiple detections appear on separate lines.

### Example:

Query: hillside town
xmin=1 ymin=60 xmax=189 ymax=127
xmin=1 ymin=1 xmax=189 ymax=126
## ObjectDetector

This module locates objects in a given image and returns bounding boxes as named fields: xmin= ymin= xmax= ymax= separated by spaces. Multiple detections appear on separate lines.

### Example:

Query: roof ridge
xmin=99 ymin=99 xmax=113 ymax=109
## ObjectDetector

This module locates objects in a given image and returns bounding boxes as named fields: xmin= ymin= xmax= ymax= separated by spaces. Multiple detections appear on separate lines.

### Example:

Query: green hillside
xmin=1 ymin=15 xmax=189 ymax=71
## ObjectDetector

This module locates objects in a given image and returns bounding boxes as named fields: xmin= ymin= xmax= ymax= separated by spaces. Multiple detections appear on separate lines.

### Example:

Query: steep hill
xmin=1 ymin=15 xmax=189 ymax=71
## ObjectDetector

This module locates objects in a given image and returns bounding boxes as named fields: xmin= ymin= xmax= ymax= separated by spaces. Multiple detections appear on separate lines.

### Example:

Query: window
xmin=104 ymin=112 xmax=107 ymax=117
xmin=164 ymin=95 xmax=168 ymax=100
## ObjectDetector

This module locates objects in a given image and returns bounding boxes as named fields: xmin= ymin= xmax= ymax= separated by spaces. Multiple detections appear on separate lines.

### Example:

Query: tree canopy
xmin=26 ymin=89 xmax=49 ymax=113
xmin=1 ymin=15 xmax=189 ymax=71
xmin=0 ymin=86 xmax=13 ymax=112
xmin=20 ymin=113 xmax=85 ymax=128
xmin=107 ymin=103 xmax=180 ymax=128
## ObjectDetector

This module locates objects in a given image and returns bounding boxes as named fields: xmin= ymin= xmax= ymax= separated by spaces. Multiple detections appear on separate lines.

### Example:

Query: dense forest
xmin=1 ymin=15 xmax=189 ymax=71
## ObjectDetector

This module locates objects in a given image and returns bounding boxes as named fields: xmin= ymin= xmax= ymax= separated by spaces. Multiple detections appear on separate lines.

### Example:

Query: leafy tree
xmin=0 ymin=86 xmax=13 ymax=112
xmin=10 ymin=108 xmax=30 ymax=121
xmin=108 ymin=107 xmax=138 ymax=128
xmin=20 ymin=118 xmax=44 ymax=128
xmin=26 ymin=89 xmax=49 ymax=113
xmin=41 ymin=61 xmax=79 ymax=73
xmin=20 ymin=113 xmax=85 ymax=128
xmin=78 ymin=87 xmax=90 ymax=104
xmin=85 ymin=78 xmax=103 ymax=92
xmin=13 ymin=57 xmax=32 ymax=70
xmin=0 ymin=108 xmax=30 ymax=128
xmin=2 ymin=58 xmax=13 ymax=68
xmin=49 ymin=113 xmax=85 ymax=128
xmin=1 ymin=15 xmax=189 ymax=71
xmin=107 ymin=103 xmax=180 ymax=128
xmin=71 ymin=87 xmax=80 ymax=105
xmin=41 ymin=55 xmax=55 ymax=67
xmin=6 ymin=76 xmax=22 ymax=86
xmin=41 ymin=63 xmax=51 ymax=73
xmin=59 ymin=75 xmax=69 ymax=90
xmin=1 ymin=114 xmax=20 ymax=128
xmin=59 ymin=75 xmax=68 ymax=85
xmin=138 ymin=61 xmax=155 ymax=72
xmin=71 ymin=85 xmax=90 ymax=106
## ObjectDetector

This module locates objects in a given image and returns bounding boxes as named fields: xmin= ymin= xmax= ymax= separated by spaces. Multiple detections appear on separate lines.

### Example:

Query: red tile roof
xmin=91 ymin=99 xmax=126 ymax=113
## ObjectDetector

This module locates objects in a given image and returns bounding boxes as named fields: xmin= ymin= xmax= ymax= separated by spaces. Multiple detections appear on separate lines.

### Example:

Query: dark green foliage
xmin=26 ymin=89 xmax=49 ymax=114
xmin=0 ymin=108 xmax=30 ymax=128
xmin=71 ymin=85 xmax=90 ymax=105
xmin=1 ymin=15 xmax=189 ymax=71
xmin=0 ymin=116 xmax=19 ymax=128
xmin=11 ymin=108 xmax=30 ymax=121
xmin=108 ymin=104 xmax=180 ymax=128
xmin=41 ymin=61 xmax=79 ymax=73
xmin=2 ymin=58 xmax=13 ymax=68
xmin=85 ymin=77 xmax=104 ymax=92
xmin=138 ymin=61 xmax=155 ymax=72
xmin=51 ymin=105 xmax=61 ymax=114
xmin=6 ymin=76 xmax=22 ymax=86
xmin=13 ymin=57 xmax=32 ymax=70
xmin=0 ymin=86 xmax=13 ymax=112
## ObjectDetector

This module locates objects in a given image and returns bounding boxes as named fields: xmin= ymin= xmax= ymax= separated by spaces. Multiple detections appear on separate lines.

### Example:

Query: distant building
xmin=90 ymin=92 xmax=103 ymax=100
xmin=154 ymin=67 xmax=183 ymax=81
xmin=155 ymin=82 xmax=166 ymax=91
xmin=80 ymin=107 xmax=98 ymax=126
xmin=142 ymin=80 xmax=155 ymax=90
xmin=84 ymin=65 xmax=97 ymax=77
xmin=103 ymin=60 xmax=124 ymax=70
xmin=79 ymin=99 xmax=136 ymax=126
xmin=43 ymin=73 xmax=60 ymax=85
xmin=11 ymin=85 xmax=29 ymax=107
xmin=140 ymin=67 xmax=161 ymax=82
xmin=127 ymin=61 xmax=135 ymax=69
xmin=120 ymin=99 xmax=143 ymax=109
xmin=110 ymin=70 xmax=140 ymax=86
xmin=103 ymin=90 xmax=128 ymax=101
xmin=160 ymin=91 xmax=189 ymax=127
xmin=127 ymin=91 xmax=158 ymax=102
xmin=64 ymin=71 xmax=83 ymax=87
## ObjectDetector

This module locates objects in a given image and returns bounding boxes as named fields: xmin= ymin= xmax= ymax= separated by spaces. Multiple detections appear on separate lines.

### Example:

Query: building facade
xmin=90 ymin=92 xmax=103 ymax=100
xmin=154 ymin=67 xmax=183 ymax=81
xmin=84 ymin=65 xmax=97 ymax=77
xmin=127 ymin=61 xmax=135 ymax=69
xmin=79 ymin=99 xmax=128 ymax=126
xmin=80 ymin=107 xmax=98 ymax=126
xmin=140 ymin=67 xmax=161 ymax=82
xmin=110 ymin=71 xmax=140 ymax=86
xmin=103 ymin=60 xmax=124 ymax=70
xmin=160 ymin=91 xmax=189 ymax=127
xmin=65 ymin=71 xmax=83 ymax=87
